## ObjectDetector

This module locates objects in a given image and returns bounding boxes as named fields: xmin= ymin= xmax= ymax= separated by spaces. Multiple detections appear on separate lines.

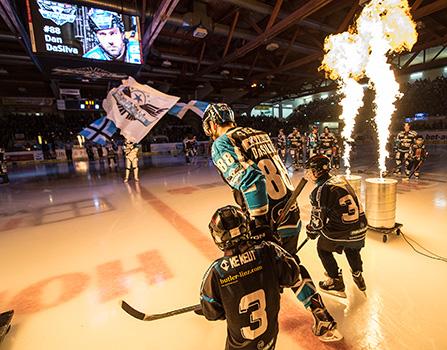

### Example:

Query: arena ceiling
xmin=0 ymin=0 xmax=447 ymax=111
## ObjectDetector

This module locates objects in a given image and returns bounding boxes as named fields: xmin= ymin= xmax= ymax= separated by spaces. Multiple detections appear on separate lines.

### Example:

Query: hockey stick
xmin=405 ymin=159 xmax=424 ymax=180
xmin=275 ymin=177 xmax=308 ymax=231
xmin=121 ymin=300 xmax=201 ymax=321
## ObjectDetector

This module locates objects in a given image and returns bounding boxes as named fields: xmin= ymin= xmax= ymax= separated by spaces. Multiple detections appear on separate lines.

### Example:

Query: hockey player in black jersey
xmin=276 ymin=129 xmax=287 ymax=162
xmin=319 ymin=127 xmax=337 ymax=158
xmin=394 ymin=122 xmax=417 ymax=176
xmin=202 ymin=103 xmax=342 ymax=342
xmin=287 ymin=128 xmax=303 ymax=169
xmin=305 ymin=155 xmax=368 ymax=298
xmin=199 ymin=205 xmax=301 ymax=350
xmin=408 ymin=135 xmax=428 ymax=179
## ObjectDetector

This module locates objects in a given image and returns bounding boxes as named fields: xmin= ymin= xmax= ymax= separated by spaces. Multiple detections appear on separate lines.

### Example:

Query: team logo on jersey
xmin=220 ymin=260 xmax=230 ymax=271
xmin=37 ymin=0 xmax=77 ymax=26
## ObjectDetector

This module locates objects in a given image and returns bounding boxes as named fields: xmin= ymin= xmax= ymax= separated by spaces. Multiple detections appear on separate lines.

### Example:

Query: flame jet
xmin=320 ymin=0 xmax=417 ymax=177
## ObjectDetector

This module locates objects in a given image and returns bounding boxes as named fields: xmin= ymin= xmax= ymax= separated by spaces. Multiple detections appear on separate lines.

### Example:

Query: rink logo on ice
xmin=37 ymin=0 xmax=77 ymax=26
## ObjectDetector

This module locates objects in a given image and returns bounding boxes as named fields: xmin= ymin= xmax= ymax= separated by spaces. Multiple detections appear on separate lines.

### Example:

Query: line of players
xmin=196 ymin=103 xmax=369 ymax=350
xmin=393 ymin=122 xmax=427 ymax=179
xmin=276 ymin=126 xmax=340 ymax=170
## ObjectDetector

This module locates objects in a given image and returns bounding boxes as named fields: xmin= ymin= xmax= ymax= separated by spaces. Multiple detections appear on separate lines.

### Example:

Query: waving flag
xmin=79 ymin=117 xmax=117 ymax=145
xmin=168 ymin=100 xmax=209 ymax=119
xmin=103 ymin=77 xmax=179 ymax=142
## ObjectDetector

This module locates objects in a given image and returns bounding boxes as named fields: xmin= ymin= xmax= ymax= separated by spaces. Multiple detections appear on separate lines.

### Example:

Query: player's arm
xmin=306 ymin=186 xmax=331 ymax=239
xmin=199 ymin=263 xmax=225 ymax=321
xmin=212 ymin=138 xmax=268 ymax=217
xmin=268 ymin=242 xmax=301 ymax=288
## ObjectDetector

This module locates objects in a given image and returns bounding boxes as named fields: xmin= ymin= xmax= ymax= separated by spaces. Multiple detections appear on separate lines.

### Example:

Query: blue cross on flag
xmin=79 ymin=117 xmax=117 ymax=145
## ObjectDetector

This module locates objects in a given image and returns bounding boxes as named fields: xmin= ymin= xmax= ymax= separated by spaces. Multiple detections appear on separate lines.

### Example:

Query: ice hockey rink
xmin=1 ymin=148 xmax=446 ymax=350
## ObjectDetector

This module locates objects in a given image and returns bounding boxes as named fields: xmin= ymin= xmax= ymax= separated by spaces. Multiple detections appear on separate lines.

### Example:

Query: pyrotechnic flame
xmin=320 ymin=0 xmax=417 ymax=177
xmin=321 ymin=32 xmax=368 ymax=175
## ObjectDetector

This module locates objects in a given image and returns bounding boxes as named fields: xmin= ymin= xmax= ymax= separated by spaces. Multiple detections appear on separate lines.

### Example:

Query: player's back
xmin=202 ymin=241 xmax=299 ymax=350
xmin=316 ymin=176 xmax=367 ymax=241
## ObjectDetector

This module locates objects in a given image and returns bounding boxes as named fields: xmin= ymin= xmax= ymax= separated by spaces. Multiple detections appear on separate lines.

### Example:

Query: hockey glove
xmin=249 ymin=215 xmax=281 ymax=245
xmin=306 ymin=224 xmax=320 ymax=240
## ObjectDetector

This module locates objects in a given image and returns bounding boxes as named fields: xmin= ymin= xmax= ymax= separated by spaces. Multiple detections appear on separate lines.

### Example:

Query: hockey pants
xmin=395 ymin=151 xmax=411 ymax=176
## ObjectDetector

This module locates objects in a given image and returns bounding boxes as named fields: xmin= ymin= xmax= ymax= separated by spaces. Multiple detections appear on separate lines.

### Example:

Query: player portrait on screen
xmin=83 ymin=9 xmax=141 ymax=64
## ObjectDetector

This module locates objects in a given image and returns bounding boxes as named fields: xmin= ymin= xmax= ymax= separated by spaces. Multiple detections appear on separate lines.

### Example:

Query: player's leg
xmin=414 ymin=159 xmax=423 ymax=178
xmin=345 ymin=248 xmax=366 ymax=291
xmin=132 ymin=157 xmax=139 ymax=181
xmin=124 ymin=157 xmax=131 ymax=182
xmin=394 ymin=151 xmax=402 ymax=175
xmin=404 ymin=152 xmax=411 ymax=177
xmin=282 ymin=234 xmax=342 ymax=342
xmin=317 ymin=247 xmax=346 ymax=298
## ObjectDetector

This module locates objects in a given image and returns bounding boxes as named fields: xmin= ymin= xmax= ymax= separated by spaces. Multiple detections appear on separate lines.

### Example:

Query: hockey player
xmin=0 ymin=147 xmax=9 ymax=184
xmin=394 ymin=122 xmax=417 ymax=176
xmin=199 ymin=205 xmax=301 ymax=350
xmin=276 ymin=129 xmax=287 ymax=162
xmin=288 ymin=128 xmax=303 ymax=169
xmin=183 ymin=134 xmax=198 ymax=164
xmin=319 ymin=127 xmax=337 ymax=158
xmin=307 ymin=126 xmax=320 ymax=160
xmin=0 ymin=310 xmax=13 ymax=345
xmin=106 ymin=141 xmax=118 ymax=170
xmin=305 ymin=155 xmax=368 ymax=298
xmin=202 ymin=103 xmax=342 ymax=342
xmin=408 ymin=135 xmax=428 ymax=179
xmin=331 ymin=144 xmax=340 ymax=169
xmin=123 ymin=140 xmax=140 ymax=182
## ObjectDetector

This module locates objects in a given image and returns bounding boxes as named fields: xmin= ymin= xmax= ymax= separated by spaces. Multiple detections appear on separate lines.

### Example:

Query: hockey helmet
xmin=202 ymin=103 xmax=235 ymax=137
xmin=305 ymin=154 xmax=331 ymax=179
xmin=88 ymin=9 xmax=124 ymax=33
xmin=209 ymin=205 xmax=249 ymax=251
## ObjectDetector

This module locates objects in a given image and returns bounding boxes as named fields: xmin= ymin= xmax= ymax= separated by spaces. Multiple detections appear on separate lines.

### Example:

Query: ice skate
xmin=319 ymin=271 xmax=346 ymax=298
xmin=123 ymin=178 xmax=129 ymax=183
xmin=0 ymin=310 xmax=13 ymax=345
xmin=352 ymin=271 xmax=366 ymax=295
xmin=311 ymin=307 xmax=343 ymax=342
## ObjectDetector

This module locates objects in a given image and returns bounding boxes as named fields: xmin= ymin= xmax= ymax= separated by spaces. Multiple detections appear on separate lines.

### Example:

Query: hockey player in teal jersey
xmin=202 ymin=103 xmax=342 ymax=342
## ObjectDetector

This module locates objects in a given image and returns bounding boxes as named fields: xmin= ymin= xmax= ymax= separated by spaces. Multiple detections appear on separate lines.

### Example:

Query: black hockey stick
xmin=275 ymin=177 xmax=308 ymax=231
xmin=405 ymin=159 xmax=424 ymax=180
xmin=121 ymin=300 xmax=201 ymax=321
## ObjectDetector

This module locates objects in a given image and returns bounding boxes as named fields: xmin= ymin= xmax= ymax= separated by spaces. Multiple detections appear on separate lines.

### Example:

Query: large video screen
xmin=26 ymin=0 xmax=142 ymax=64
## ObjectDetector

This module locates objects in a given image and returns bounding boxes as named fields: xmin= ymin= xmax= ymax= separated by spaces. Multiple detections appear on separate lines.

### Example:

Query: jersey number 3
xmin=239 ymin=289 xmax=268 ymax=340
xmin=339 ymin=194 xmax=362 ymax=223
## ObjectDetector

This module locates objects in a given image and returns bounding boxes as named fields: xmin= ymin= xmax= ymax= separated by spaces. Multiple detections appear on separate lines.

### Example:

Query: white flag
xmin=103 ymin=77 xmax=179 ymax=143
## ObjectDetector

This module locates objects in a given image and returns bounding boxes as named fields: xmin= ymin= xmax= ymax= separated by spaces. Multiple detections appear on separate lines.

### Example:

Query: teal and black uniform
xmin=211 ymin=127 xmax=301 ymax=244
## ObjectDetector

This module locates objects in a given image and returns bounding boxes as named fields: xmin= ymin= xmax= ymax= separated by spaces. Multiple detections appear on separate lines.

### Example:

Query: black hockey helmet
xmin=88 ymin=9 xmax=125 ymax=33
xmin=209 ymin=205 xmax=249 ymax=251
xmin=305 ymin=154 xmax=331 ymax=178
xmin=202 ymin=103 xmax=235 ymax=136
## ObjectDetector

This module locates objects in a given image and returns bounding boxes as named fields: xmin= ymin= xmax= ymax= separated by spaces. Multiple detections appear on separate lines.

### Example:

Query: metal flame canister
xmin=365 ymin=178 xmax=397 ymax=229
xmin=344 ymin=175 xmax=362 ymax=200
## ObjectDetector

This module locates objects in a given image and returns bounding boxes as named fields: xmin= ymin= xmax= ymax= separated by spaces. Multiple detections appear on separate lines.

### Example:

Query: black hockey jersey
xmin=200 ymin=241 xmax=300 ymax=350
xmin=287 ymin=132 xmax=303 ymax=148
xmin=277 ymin=133 xmax=286 ymax=148
xmin=395 ymin=130 xmax=417 ymax=152
xmin=211 ymin=127 xmax=300 ymax=238
xmin=411 ymin=141 xmax=427 ymax=160
xmin=309 ymin=174 xmax=367 ymax=249
xmin=319 ymin=132 xmax=337 ymax=151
